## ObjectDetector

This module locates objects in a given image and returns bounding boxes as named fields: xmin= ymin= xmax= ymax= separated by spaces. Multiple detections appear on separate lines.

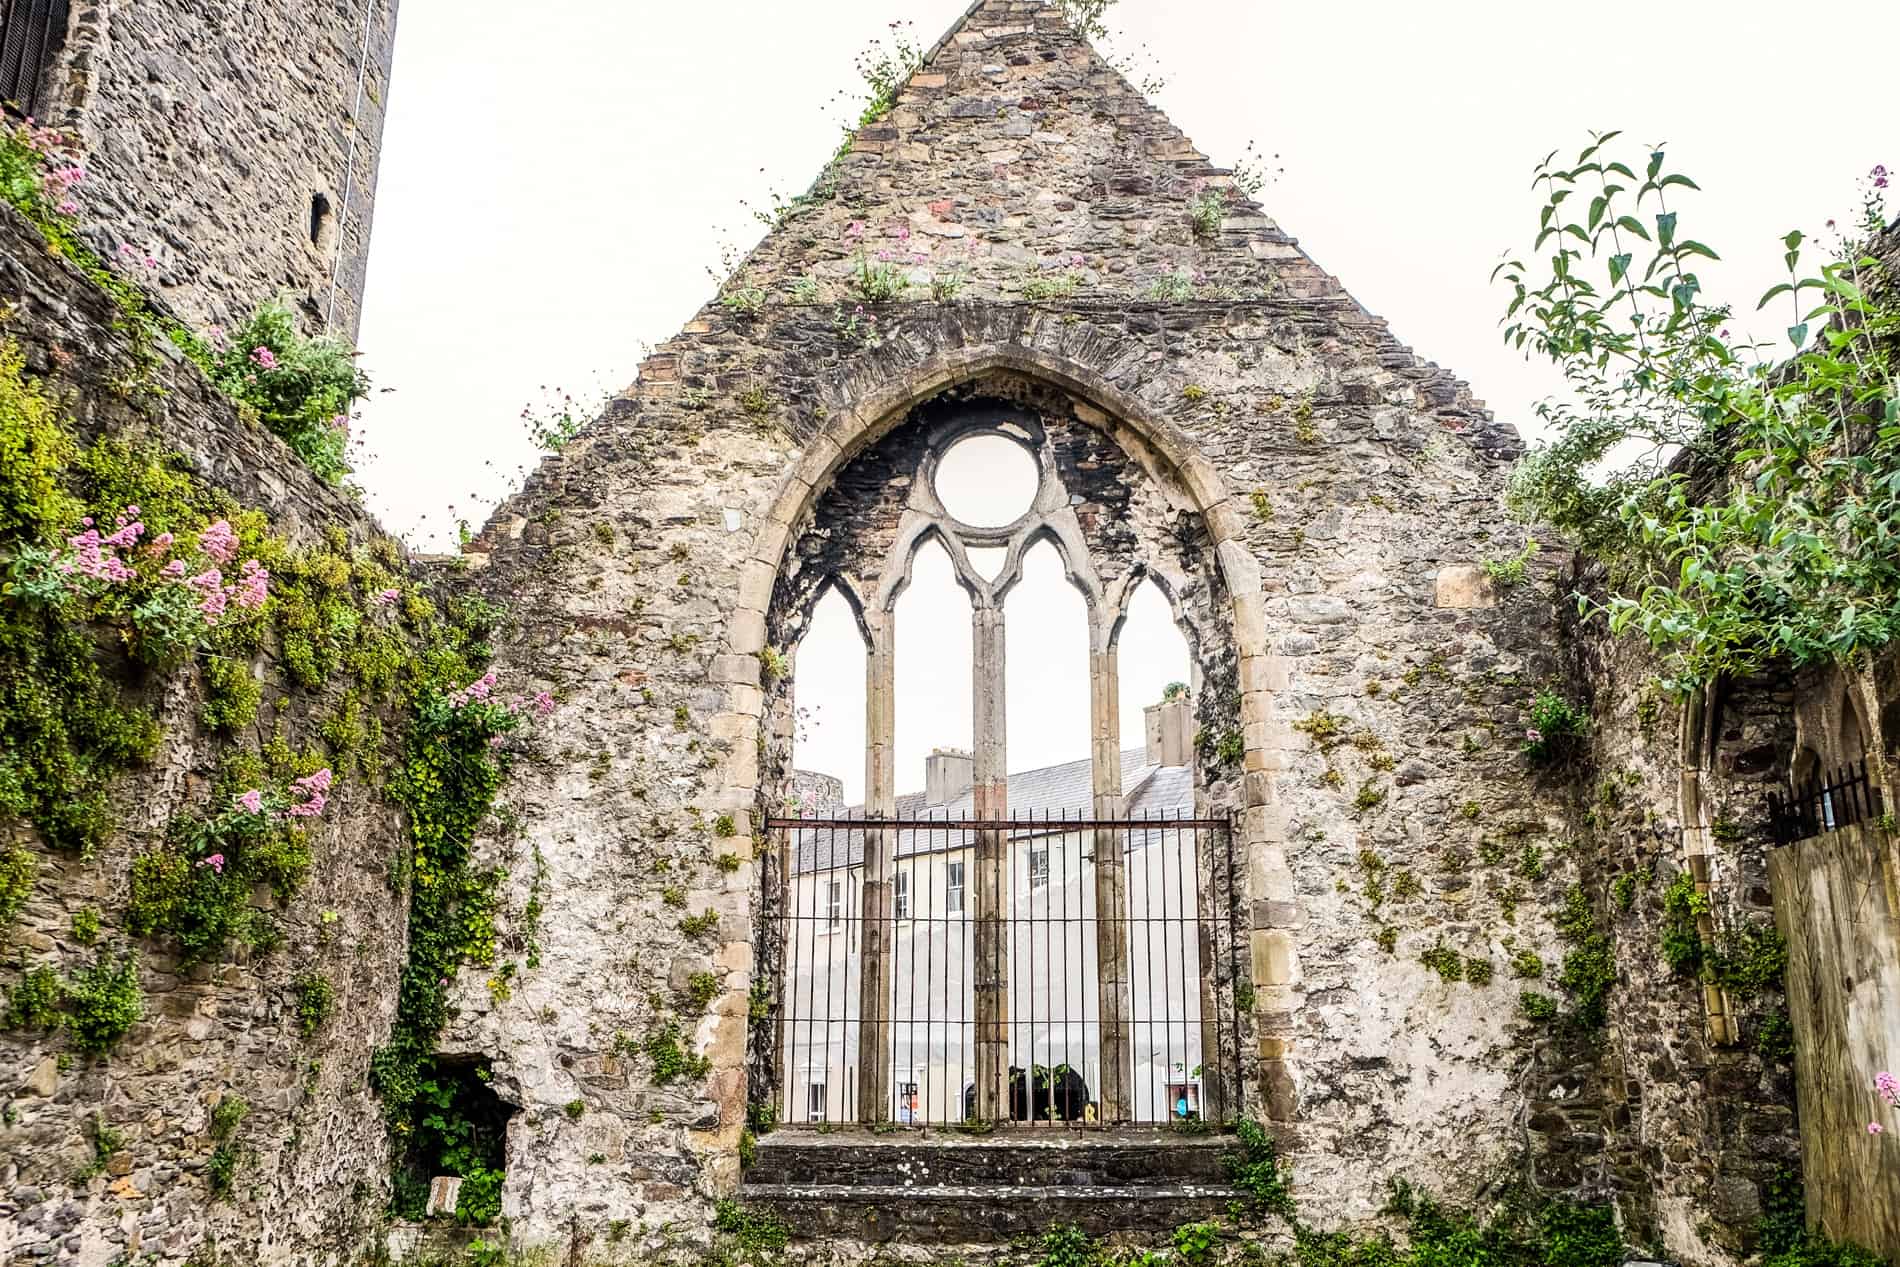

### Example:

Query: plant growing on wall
xmin=1497 ymin=138 xmax=1897 ymax=690
xmin=208 ymin=302 xmax=368 ymax=483
xmin=1521 ymin=688 xmax=1587 ymax=765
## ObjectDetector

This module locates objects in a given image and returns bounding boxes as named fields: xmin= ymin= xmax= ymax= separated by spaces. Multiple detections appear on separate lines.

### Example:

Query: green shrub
xmin=1225 ymin=1119 xmax=1294 ymax=1217
xmin=207 ymin=1141 xmax=241 ymax=1196
xmin=0 ymin=340 xmax=79 ymax=542
xmin=1660 ymin=871 xmax=1707 ymax=977
xmin=200 ymin=655 xmax=260 ymax=733
xmin=1522 ymin=689 xmax=1587 ymax=765
xmin=1420 ymin=942 xmax=1464 ymax=983
xmin=4 ymin=962 xmax=62 ymax=1028
xmin=1712 ymin=922 xmax=1788 ymax=997
xmin=208 ymin=300 xmax=369 ymax=483
xmin=62 ymin=948 xmax=143 ymax=1053
xmin=291 ymin=971 xmax=334 ymax=1037
xmin=644 ymin=1022 xmax=710 ymax=1086
xmin=0 ymin=844 xmax=34 ymax=929
xmin=1520 ymin=991 xmax=1558 ymax=1022
xmin=712 ymin=1199 xmax=789 ymax=1253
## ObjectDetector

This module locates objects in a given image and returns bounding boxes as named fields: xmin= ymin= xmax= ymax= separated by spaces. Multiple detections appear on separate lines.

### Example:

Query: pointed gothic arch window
xmin=766 ymin=386 xmax=1245 ymax=1127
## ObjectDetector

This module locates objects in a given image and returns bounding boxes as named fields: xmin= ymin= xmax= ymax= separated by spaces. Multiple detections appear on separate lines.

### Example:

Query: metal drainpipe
xmin=325 ymin=0 xmax=381 ymax=334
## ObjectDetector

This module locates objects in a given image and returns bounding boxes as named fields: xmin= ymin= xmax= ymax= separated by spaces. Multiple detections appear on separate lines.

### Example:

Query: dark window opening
xmin=309 ymin=192 xmax=334 ymax=248
xmin=388 ymin=1057 xmax=514 ymax=1226
xmin=0 ymin=0 xmax=70 ymax=120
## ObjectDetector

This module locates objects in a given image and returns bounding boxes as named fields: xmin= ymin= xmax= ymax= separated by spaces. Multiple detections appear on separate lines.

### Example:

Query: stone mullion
xmin=971 ymin=603 xmax=1010 ymax=1121
xmin=1088 ymin=634 xmax=1133 ymax=1122
xmin=856 ymin=611 xmax=897 ymax=1122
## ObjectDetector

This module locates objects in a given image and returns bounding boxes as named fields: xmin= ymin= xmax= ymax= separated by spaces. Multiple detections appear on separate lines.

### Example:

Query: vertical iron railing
xmin=0 ymin=0 xmax=68 ymax=119
xmin=1768 ymin=758 xmax=1885 ymax=846
xmin=767 ymin=810 xmax=1244 ymax=1127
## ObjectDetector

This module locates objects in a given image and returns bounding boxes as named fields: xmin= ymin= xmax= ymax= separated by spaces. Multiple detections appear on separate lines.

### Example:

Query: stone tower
xmin=15 ymin=0 xmax=400 ymax=339
xmin=458 ymin=0 xmax=1582 ymax=1250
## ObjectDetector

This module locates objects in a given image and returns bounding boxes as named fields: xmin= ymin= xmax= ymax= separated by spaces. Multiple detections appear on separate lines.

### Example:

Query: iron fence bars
xmin=767 ymin=810 xmax=1244 ymax=1127
xmin=1768 ymin=759 xmax=1886 ymax=846
xmin=0 ymin=0 xmax=67 ymax=119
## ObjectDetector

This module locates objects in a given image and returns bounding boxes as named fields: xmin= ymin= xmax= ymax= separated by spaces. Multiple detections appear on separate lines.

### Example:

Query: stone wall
xmin=0 ymin=203 xmax=403 ymax=1264
xmin=1566 ymin=591 xmax=1807 ymax=1263
xmin=451 ymin=7 xmax=1619 ymax=1249
xmin=42 ymin=0 xmax=399 ymax=340
xmin=1770 ymin=822 xmax=1900 ymax=1262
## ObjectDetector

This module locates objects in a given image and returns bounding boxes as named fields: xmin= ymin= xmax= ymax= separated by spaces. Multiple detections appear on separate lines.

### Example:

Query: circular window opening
xmin=934 ymin=434 xmax=1037 ymax=527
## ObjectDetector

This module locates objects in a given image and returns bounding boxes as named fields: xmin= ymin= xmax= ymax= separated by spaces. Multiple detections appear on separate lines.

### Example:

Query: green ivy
xmin=0 ymin=843 xmax=33 ymax=930
xmin=368 ymin=684 xmax=516 ymax=1119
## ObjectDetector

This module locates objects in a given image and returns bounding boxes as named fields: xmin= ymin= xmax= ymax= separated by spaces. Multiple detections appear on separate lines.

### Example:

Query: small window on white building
xmin=894 ymin=870 xmax=910 ymax=920
xmin=946 ymin=861 xmax=965 ymax=914
xmin=824 ymin=878 xmax=844 ymax=932
xmin=806 ymin=1080 xmax=828 ymax=1122
xmin=1029 ymin=843 xmax=1050 ymax=889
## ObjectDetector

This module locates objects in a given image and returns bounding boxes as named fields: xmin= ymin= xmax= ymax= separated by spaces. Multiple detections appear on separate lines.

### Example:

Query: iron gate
xmin=765 ymin=811 xmax=1246 ymax=1127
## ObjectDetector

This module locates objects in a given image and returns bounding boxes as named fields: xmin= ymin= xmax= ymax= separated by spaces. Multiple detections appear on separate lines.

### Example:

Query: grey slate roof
xmin=787 ymin=748 xmax=1197 ymax=874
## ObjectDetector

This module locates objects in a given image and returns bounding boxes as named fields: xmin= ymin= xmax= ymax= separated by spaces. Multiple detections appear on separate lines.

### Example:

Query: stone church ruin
xmin=0 ymin=0 xmax=1895 ymax=1264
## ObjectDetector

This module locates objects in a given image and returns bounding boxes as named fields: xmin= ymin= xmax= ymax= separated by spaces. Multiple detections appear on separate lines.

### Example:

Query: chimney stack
xmin=1143 ymin=693 xmax=1193 ymax=767
xmin=925 ymin=748 xmax=974 ymax=805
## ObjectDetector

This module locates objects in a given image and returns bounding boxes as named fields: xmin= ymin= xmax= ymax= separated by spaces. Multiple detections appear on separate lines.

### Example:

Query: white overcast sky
xmin=354 ymin=0 xmax=1897 ymax=802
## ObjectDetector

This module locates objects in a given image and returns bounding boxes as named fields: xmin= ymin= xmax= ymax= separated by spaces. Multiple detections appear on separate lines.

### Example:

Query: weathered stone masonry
xmin=41 ymin=0 xmax=400 ymax=339
xmin=0 ymin=200 xmax=409 ymax=1264
xmin=5 ymin=1 xmax=1890 ymax=1263
xmin=452 ymin=1 xmax=1615 ymax=1248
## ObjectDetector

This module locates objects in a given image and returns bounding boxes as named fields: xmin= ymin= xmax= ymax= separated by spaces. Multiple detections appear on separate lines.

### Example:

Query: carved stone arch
xmin=990 ymin=521 xmax=1097 ymax=611
xmin=729 ymin=340 xmax=1302 ymax=1127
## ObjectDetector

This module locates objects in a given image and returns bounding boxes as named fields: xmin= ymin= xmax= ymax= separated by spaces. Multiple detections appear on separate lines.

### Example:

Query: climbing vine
xmin=368 ymin=672 xmax=521 ymax=1121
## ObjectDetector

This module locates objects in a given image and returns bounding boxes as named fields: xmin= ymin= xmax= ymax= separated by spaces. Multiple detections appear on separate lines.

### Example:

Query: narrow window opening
xmin=894 ymin=869 xmax=910 ymax=920
xmin=793 ymin=586 xmax=867 ymax=806
xmin=945 ymin=860 xmax=965 ymax=914
xmin=1003 ymin=539 xmax=1088 ymax=775
xmin=388 ymin=1056 xmax=514 ymax=1225
xmin=309 ymin=192 xmax=335 ymax=250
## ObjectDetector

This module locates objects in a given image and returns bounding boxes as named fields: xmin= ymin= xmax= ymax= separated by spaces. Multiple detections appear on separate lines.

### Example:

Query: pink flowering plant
xmin=1521 ymin=687 xmax=1588 ymax=766
xmin=1873 ymin=1070 xmax=1900 ymax=1137
xmin=9 ymin=505 xmax=272 ymax=668
xmin=207 ymin=299 xmax=369 ymax=483
xmin=126 ymin=764 xmax=336 ymax=963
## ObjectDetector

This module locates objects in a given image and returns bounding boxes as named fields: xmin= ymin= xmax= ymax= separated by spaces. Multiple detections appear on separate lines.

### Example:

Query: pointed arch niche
xmin=751 ymin=368 xmax=1274 ymax=1124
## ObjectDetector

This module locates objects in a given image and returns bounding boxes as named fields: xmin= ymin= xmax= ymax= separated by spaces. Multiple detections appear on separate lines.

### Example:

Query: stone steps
xmin=742 ymin=1182 xmax=1243 ymax=1242
xmin=741 ymin=1128 xmax=1241 ymax=1242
